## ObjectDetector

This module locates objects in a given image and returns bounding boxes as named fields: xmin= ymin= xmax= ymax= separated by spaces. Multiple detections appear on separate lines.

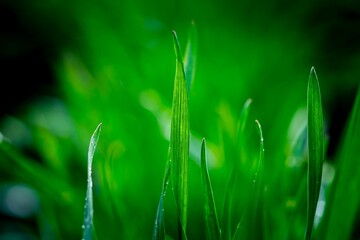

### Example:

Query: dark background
xmin=2 ymin=0 xmax=360 ymax=158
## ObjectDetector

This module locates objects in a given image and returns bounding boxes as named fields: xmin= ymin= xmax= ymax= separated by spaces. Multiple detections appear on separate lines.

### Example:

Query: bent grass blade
xmin=232 ymin=119 xmax=264 ymax=240
xmin=222 ymin=98 xmax=252 ymax=240
xmin=322 ymin=86 xmax=360 ymax=240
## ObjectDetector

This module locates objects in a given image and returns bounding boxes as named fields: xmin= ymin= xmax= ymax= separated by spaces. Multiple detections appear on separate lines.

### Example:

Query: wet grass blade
xmin=184 ymin=21 xmax=198 ymax=92
xmin=305 ymin=67 xmax=324 ymax=240
xmin=321 ymin=86 xmax=360 ymax=240
xmin=222 ymin=99 xmax=252 ymax=240
xmin=201 ymin=138 xmax=222 ymax=240
xmin=170 ymin=30 xmax=190 ymax=239
xmin=83 ymin=122 xmax=102 ymax=240
xmin=153 ymin=162 xmax=171 ymax=240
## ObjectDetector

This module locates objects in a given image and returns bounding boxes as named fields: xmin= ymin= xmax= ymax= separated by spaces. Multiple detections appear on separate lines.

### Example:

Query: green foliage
xmin=320 ymin=87 xmax=360 ymax=240
xmin=1 ymin=2 xmax=360 ymax=240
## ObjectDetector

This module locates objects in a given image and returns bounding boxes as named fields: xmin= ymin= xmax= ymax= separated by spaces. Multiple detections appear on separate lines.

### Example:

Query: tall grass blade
xmin=305 ymin=67 xmax=324 ymax=240
xmin=184 ymin=21 xmax=198 ymax=92
xmin=322 ymin=86 xmax=360 ymax=240
xmin=232 ymin=120 xmax=264 ymax=240
xmin=153 ymin=162 xmax=171 ymax=240
xmin=170 ymin=30 xmax=190 ymax=239
xmin=82 ymin=122 xmax=102 ymax=240
xmin=201 ymin=138 xmax=222 ymax=240
xmin=222 ymin=99 xmax=252 ymax=240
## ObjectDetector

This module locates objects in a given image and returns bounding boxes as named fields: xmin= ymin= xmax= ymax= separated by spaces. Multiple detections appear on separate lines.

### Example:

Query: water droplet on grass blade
xmin=82 ymin=123 xmax=102 ymax=240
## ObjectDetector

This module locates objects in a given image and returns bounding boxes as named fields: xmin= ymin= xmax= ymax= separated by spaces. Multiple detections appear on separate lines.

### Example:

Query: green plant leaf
xmin=153 ymin=162 xmax=171 ymax=240
xmin=184 ymin=21 xmax=198 ymax=92
xmin=201 ymin=138 xmax=222 ymax=240
xmin=222 ymin=98 xmax=252 ymax=240
xmin=170 ymin=30 xmax=190 ymax=240
xmin=321 ymin=86 xmax=360 ymax=240
xmin=305 ymin=67 xmax=324 ymax=240
xmin=82 ymin=122 xmax=102 ymax=240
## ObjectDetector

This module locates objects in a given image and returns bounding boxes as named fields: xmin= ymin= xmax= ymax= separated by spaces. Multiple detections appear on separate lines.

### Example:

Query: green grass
xmin=1 ymin=1 xmax=360 ymax=239
xmin=82 ymin=122 xmax=102 ymax=240
xmin=201 ymin=138 xmax=221 ymax=240
xmin=305 ymin=67 xmax=324 ymax=240
xmin=221 ymin=98 xmax=252 ymax=240
xmin=319 ymin=86 xmax=360 ymax=240
xmin=168 ymin=30 xmax=190 ymax=239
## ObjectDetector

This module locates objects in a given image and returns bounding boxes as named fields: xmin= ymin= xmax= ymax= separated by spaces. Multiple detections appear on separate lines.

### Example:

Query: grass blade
xmin=321 ymin=86 xmax=360 ymax=240
xmin=153 ymin=162 xmax=171 ymax=240
xmin=248 ymin=120 xmax=265 ymax=237
xmin=250 ymin=120 xmax=265 ymax=225
xmin=82 ymin=122 xmax=102 ymax=240
xmin=170 ymin=30 xmax=190 ymax=239
xmin=201 ymin=138 xmax=222 ymax=240
xmin=232 ymin=120 xmax=264 ymax=240
xmin=305 ymin=67 xmax=324 ymax=240
xmin=184 ymin=21 xmax=198 ymax=92
xmin=236 ymin=99 xmax=253 ymax=137
xmin=222 ymin=98 xmax=252 ymax=240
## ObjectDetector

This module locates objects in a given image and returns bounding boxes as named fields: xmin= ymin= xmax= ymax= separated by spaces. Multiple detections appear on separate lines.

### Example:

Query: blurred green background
xmin=0 ymin=0 xmax=360 ymax=239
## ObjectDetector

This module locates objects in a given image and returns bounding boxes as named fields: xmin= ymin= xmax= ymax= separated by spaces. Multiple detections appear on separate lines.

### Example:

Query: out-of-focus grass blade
xmin=153 ymin=162 xmax=171 ymax=240
xmin=201 ymin=138 xmax=222 ymax=240
xmin=0 ymin=139 xmax=70 ymax=196
xmin=236 ymin=99 xmax=253 ymax=137
xmin=222 ymin=99 xmax=252 ymax=240
xmin=231 ymin=218 xmax=244 ymax=240
xmin=305 ymin=67 xmax=324 ymax=240
xmin=321 ymin=86 xmax=360 ymax=240
xmin=232 ymin=120 xmax=264 ymax=240
xmin=248 ymin=120 xmax=265 ymax=237
xmin=183 ymin=21 xmax=198 ymax=92
xmin=251 ymin=120 xmax=265 ymax=220
xmin=170 ymin=31 xmax=190 ymax=239
xmin=82 ymin=122 xmax=102 ymax=240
